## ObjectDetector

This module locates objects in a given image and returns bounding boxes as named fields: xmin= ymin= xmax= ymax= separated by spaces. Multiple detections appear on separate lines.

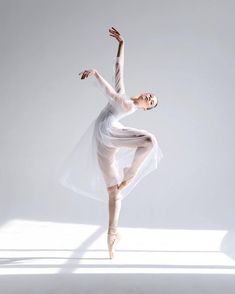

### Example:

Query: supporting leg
xmin=95 ymin=130 xmax=155 ymax=257
xmin=107 ymin=184 xmax=121 ymax=259
xmin=107 ymin=184 xmax=122 ymax=233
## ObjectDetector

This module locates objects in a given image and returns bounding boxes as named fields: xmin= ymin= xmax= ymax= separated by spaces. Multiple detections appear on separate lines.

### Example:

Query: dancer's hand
xmin=108 ymin=26 xmax=124 ymax=43
xmin=78 ymin=69 xmax=96 ymax=80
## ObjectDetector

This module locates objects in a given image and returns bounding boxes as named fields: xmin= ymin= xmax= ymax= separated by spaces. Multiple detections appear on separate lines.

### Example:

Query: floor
xmin=0 ymin=220 xmax=235 ymax=293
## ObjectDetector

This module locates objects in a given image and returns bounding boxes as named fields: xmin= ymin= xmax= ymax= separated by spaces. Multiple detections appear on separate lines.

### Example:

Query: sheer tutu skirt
xmin=56 ymin=114 xmax=163 ymax=204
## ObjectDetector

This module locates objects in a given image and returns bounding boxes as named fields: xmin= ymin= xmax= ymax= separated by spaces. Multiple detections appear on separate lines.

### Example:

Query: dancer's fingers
xmin=80 ymin=71 xmax=87 ymax=79
xmin=112 ymin=27 xmax=120 ymax=35
xmin=109 ymin=28 xmax=119 ymax=35
xmin=79 ymin=70 xmax=86 ymax=75
xmin=109 ymin=33 xmax=120 ymax=42
xmin=109 ymin=33 xmax=118 ymax=39
xmin=79 ymin=69 xmax=94 ymax=79
xmin=86 ymin=70 xmax=92 ymax=78
xmin=109 ymin=28 xmax=119 ymax=36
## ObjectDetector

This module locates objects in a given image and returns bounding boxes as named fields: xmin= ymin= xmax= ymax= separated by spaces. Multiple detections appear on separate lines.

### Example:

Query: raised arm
xmin=109 ymin=27 xmax=125 ymax=94
xmin=115 ymin=41 xmax=125 ymax=94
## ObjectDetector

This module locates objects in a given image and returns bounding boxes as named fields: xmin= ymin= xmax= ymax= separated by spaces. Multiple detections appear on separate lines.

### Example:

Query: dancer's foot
xmin=118 ymin=167 xmax=136 ymax=191
xmin=107 ymin=230 xmax=121 ymax=259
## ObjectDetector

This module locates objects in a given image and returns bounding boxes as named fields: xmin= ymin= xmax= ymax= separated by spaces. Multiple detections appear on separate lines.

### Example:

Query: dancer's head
xmin=131 ymin=92 xmax=158 ymax=111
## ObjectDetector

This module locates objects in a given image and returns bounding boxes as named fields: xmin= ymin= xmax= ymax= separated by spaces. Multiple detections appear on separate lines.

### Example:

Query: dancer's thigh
xmin=109 ymin=126 xmax=153 ymax=149
xmin=96 ymin=140 xmax=119 ymax=187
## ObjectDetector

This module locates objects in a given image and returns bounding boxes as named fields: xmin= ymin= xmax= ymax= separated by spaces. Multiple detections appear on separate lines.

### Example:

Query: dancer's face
xmin=137 ymin=92 xmax=158 ymax=111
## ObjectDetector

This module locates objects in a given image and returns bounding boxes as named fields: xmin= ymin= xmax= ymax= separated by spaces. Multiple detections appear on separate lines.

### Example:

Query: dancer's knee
xmin=107 ymin=184 xmax=119 ymax=194
xmin=107 ymin=185 xmax=122 ymax=200
xmin=107 ymin=185 xmax=114 ymax=193
xmin=144 ymin=135 xmax=154 ymax=148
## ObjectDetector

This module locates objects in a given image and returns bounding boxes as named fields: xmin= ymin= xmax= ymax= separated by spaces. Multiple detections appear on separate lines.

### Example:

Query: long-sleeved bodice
xmin=96 ymin=95 xmax=137 ymax=125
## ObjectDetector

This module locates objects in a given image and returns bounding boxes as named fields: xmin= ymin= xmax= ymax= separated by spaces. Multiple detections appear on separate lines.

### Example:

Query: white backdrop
xmin=1 ymin=0 xmax=235 ymax=283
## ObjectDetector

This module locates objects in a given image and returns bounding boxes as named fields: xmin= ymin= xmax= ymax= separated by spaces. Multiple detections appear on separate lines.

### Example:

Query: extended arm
xmin=79 ymin=68 xmax=123 ymax=101
xmin=78 ymin=68 xmax=131 ymax=111
xmin=94 ymin=70 xmax=119 ymax=100
xmin=93 ymin=69 xmax=131 ymax=111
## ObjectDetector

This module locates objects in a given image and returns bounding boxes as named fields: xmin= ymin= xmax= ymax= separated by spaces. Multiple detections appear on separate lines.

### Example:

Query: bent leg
xmin=109 ymin=127 xmax=155 ymax=185
xmin=128 ymin=135 xmax=154 ymax=177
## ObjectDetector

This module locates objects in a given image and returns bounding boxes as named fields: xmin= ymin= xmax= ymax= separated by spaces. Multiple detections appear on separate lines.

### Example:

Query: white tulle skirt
xmin=56 ymin=114 xmax=164 ymax=204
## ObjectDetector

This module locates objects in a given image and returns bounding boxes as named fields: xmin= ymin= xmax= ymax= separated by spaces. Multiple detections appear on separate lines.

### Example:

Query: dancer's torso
xmin=95 ymin=98 xmax=137 ymax=127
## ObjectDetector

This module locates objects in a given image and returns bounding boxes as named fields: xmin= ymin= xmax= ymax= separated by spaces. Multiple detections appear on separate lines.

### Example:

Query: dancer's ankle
xmin=108 ymin=226 xmax=118 ymax=234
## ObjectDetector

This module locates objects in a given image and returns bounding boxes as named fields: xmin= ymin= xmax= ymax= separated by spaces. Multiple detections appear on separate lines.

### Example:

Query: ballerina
xmin=59 ymin=27 xmax=163 ymax=259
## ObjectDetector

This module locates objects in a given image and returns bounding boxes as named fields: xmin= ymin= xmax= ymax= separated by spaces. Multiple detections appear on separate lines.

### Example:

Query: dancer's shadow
xmin=59 ymin=226 xmax=107 ymax=273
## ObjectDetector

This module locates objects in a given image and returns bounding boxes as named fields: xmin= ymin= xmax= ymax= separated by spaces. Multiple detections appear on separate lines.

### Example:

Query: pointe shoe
xmin=118 ymin=167 xmax=136 ymax=191
xmin=107 ymin=232 xmax=121 ymax=259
